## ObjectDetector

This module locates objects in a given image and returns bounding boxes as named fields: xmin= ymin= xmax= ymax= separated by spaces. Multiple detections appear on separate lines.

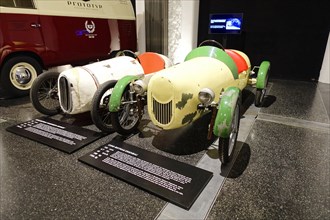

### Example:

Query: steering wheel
xmin=115 ymin=50 xmax=141 ymax=63
xmin=198 ymin=39 xmax=225 ymax=50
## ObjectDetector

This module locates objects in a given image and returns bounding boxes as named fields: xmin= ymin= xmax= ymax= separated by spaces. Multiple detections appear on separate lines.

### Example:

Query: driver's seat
xmin=138 ymin=52 xmax=166 ymax=74
xmin=225 ymin=49 xmax=248 ymax=73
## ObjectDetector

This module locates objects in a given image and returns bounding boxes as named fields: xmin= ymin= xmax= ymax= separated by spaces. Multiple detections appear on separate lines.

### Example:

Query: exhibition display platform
xmin=0 ymin=79 xmax=329 ymax=219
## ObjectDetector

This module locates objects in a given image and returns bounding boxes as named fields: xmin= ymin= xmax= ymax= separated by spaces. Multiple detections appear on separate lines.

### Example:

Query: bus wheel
xmin=0 ymin=56 xmax=42 ymax=97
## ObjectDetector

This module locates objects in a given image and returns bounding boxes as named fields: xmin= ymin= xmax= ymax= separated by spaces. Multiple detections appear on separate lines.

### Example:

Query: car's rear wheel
xmin=255 ymin=61 xmax=270 ymax=107
xmin=255 ymin=88 xmax=266 ymax=107
xmin=91 ymin=80 xmax=117 ymax=133
xmin=1 ymin=56 xmax=42 ymax=97
xmin=30 ymin=71 xmax=61 ymax=115
xmin=255 ymin=71 xmax=269 ymax=107
xmin=218 ymin=101 xmax=240 ymax=165
xmin=110 ymin=87 xmax=141 ymax=135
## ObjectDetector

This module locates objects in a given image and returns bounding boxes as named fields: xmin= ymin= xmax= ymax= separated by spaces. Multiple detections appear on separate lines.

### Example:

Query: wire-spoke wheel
xmin=111 ymin=87 xmax=141 ymax=135
xmin=30 ymin=71 xmax=61 ymax=115
xmin=91 ymin=80 xmax=117 ymax=133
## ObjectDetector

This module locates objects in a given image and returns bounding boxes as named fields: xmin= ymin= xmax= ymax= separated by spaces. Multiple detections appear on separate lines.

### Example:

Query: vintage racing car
xmin=30 ymin=51 xmax=172 ymax=128
xmin=98 ymin=40 xmax=270 ymax=164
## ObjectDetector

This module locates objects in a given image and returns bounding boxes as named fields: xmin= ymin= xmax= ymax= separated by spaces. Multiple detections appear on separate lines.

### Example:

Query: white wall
xmin=135 ymin=0 xmax=146 ymax=53
xmin=168 ymin=0 xmax=200 ymax=64
xmin=135 ymin=0 xmax=200 ymax=63
xmin=319 ymin=32 xmax=330 ymax=84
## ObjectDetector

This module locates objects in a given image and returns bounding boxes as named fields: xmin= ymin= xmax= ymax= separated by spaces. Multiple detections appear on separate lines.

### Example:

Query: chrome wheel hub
xmin=15 ymin=67 xmax=32 ymax=85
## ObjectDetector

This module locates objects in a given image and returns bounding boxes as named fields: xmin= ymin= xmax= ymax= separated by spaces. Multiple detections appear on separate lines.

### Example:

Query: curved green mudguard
xmin=184 ymin=46 xmax=238 ymax=79
xmin=256 ymin=61 xmax=271 ymax=89
xmin=213 ymin=87 xmax=240 ymax=138
xmin=109 ymin=75 xmax=141 ymax=112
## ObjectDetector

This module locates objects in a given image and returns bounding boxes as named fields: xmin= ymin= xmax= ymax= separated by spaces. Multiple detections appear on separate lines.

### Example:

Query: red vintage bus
xmin=0 ymin=0 xmax=137 ymax=98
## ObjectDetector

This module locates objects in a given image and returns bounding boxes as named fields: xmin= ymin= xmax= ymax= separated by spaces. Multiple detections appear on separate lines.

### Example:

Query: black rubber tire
xmin=218 ymin=101 xmax=240 ymax=165
xmin=30 ymin=71 xmax=61 ymax=115
xmin=91 ymin=80 xmax=117 ymax=133
xmin=0 ymin=56 xmax=42 ymax=97
xmin=255 ymin=72 xmax=269 ymax=107
xmin=255 ymin=64 xmax=270 ymax=107
xmin=255 ymin=89 xmax=264 ymax=107
xmin=110 ymin=87 xmax=141 ymax=135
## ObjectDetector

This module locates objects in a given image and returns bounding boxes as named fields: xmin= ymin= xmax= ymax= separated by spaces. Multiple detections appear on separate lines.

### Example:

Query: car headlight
xmin=132 ymin=79 xmax=147 ymax=95
xmin=198 ymin=88 xmax=215 ymax=106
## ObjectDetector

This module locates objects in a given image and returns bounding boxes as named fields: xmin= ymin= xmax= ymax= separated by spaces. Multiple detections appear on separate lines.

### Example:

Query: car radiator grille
xmin=152 ymin=98 xmax=172 ymax=125
xmin=58 ymin=76 xmax=71 ymax=112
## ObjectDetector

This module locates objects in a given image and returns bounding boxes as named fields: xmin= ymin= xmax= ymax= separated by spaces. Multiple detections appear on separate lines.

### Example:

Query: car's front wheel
xmin=110 ymin=87 xmax=141 ymax=135
xmin=30 ymin=71 xmax=61 ymax=115
xmin=218 ymin=101 xmax=240 ymax=165
xmin=91 ymin=80 xmax=117 ymax=133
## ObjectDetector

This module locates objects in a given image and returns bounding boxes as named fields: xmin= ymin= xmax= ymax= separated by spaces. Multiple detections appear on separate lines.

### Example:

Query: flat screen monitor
xmin=209 ymin=13 xmax=243 ymax=34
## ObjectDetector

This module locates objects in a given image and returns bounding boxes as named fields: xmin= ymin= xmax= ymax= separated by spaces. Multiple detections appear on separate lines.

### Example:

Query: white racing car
xmin=30 ymin=51 xmax=172 ymax=129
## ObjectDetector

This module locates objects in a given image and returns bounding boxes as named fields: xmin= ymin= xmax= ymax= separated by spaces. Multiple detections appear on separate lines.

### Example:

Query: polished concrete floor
xmin=0 ymin=79 xmax=329 ymax=219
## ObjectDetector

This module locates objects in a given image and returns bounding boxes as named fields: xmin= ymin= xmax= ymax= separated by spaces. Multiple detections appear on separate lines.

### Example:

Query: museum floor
xmin=0 ymin=79 xmax=329 ymax=220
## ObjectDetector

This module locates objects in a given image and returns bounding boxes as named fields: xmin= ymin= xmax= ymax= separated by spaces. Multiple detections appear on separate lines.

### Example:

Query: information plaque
xmin=6 ymin=117 xmax=105 ymax=154
xmin=79 ymin=140 xmax=213 ymax=210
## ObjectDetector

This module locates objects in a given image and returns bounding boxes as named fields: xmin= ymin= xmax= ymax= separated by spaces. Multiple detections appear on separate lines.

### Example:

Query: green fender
xmin=256 ymin=61 xmax=271 ymax=89
xmin=109 ymin=75 xmax=141 ymax=112
xmin=213 ymin=87 xmax=240 ymax=138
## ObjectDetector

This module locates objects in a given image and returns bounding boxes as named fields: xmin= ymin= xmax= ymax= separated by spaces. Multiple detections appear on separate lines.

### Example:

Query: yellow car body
xmin=147 ymin=50 xmax=251 ymax=130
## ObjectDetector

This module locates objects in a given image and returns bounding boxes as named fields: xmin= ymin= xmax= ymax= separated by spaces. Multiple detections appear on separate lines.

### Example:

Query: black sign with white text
xmin=6 ymin=117 xmax=104 ymax=154
xmin=78 ymin=140 xmax=213 ymax=210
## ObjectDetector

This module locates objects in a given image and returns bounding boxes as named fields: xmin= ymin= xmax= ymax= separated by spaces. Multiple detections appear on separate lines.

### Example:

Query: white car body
xmin=58 ymin=54 xmax=173 ymax=114
xmin=58 ymin=56 xmax=144 ymax=114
